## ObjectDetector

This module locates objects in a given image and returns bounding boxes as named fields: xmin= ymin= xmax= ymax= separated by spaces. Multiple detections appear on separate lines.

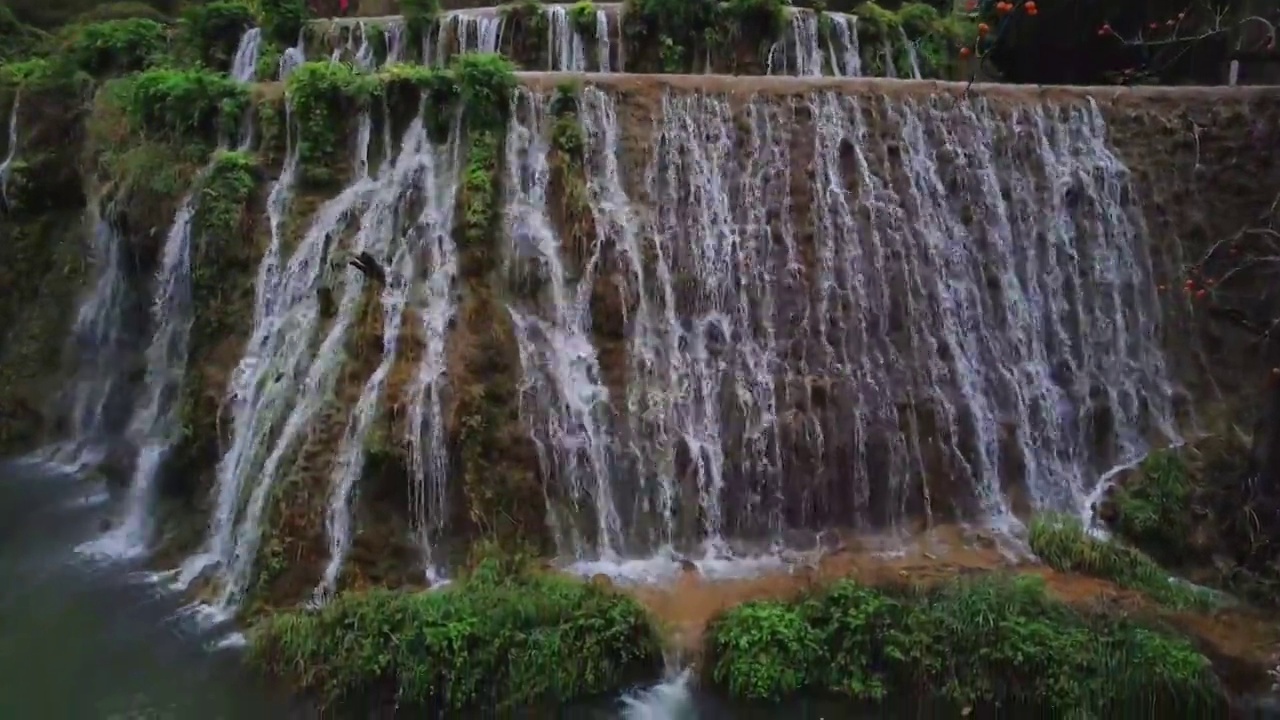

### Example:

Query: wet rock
xmin=590 ymin=573 xmax=613 ymax=589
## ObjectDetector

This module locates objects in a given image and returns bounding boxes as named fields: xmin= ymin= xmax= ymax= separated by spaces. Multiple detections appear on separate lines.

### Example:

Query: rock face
xmin=4 ymin=23 xmax=1280 ymax=612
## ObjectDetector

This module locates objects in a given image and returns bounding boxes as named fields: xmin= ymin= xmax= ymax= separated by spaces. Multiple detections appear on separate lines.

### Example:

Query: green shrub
xmin=247 ymin=570 xmax=662 ymax=711
xmin=1112 ymin=450 xmax=1194 ymax=558
xmin=62 ymin=18 xmax=170 ymax=76
xmin=180 ymin=0 xmax=255 ymax=69
xmin=402 ymin=0 xmax=442 ymax=47
xmin=193 ymin=149 xmax=256 ymax=240
xmin=259 ymin=0 xmax=307 ymax=47
xmin=451 ymin=52 xmax=517 ymax=130
xmin=569 ymin=0 xmax=597 ymax=36
xmin=1029 ymin=514 xmax=1217 ymax=611
xmin=120 ymin=67 xmax=250 ymax=142
xmin=285 ymin=61 xmax=381 ymax=183
xmin=707 ymin=574 xmax=1225 ymax=714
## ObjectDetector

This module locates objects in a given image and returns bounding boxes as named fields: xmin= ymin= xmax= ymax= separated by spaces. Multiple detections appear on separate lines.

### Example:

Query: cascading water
xmin=403 ymin=119 xmax=463 ymax=577
xmin=57 ymin=213 xmax=137 ymax=467
xmin=176 ymin=115 xmax=377 ymax=599
xmin=316 ymin=115 xmax=463 ymax=598
xmin=546 ymin=5 xmax=588 ymax=71
xmin=826 ymin=13 xmax=862 ymax=76
xmin=505 ymin=87 xmax=624 ymax=559
xmin=0 ymin=92 xmax=19 ymax=209
xmin=899 ymin=27 xmax=922 ymax=79
xmin=508 ymin=80 xmax=1179 ymax=576
xmin=430 ymin=10 xmax=505 ymax=66
xmin=231 ymin=27 xmax=262 ymax=82
xmin=79 ymin=191 xmax=200 ymax=559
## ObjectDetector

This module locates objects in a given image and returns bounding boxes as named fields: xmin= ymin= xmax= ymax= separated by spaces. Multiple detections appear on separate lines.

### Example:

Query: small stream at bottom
xmin=0 ymin=460 xmax=878 ymax=719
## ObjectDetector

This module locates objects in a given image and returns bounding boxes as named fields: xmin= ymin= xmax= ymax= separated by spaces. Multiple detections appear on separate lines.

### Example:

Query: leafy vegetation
xmin=180 ymin=0 xmax=255 ymax=70
xmin=119 ymin=66 xmax=249 ymax=142
xmin=62 ymin=17 xmax=171 ymax=76
xmin=402 ymin=0 xmax=442 ymax=48
xmin=622 ymin=0 xmax=789 ymax=72
xmin=1103 ymin=440 xmax=1280 ymax=608
xmin=284 ymin=61 xmax=380 ymax=185
xmin=706 ymin=573 xmax=1225 ymax=713
xmin=259 ymin=0 xmax=308 ymax=47
xmin=1028 ymin=514 xmax=1217 ymax=611
xmin=569 ymin=1 xmax=597 ymax=37
xmin=248 ymin=564 xmax=661 ymax=711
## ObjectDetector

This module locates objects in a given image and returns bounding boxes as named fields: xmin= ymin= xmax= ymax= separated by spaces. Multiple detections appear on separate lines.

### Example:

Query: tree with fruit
xmin=958 ymin=0 xmax=1278 ymax=85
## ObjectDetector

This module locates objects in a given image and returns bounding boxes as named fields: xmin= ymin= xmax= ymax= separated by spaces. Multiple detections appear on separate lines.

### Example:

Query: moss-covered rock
xmin=247 ymin=565 xmax=662 ymax=711
xmin=705 ymin=573 xmax=1227 ymax=714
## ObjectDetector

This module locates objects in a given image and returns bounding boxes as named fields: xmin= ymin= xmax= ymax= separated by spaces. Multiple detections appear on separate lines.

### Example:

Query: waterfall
xmin=596 ymin=8 xmax=613 ymax=72
xmin=432 ymin=10 xmax=505 ymax=66
xmin=826 ymin=13 xmax=862 ymax=76
xmin=279 ymin=30 xmax=306 ymax=80
xmin=176 ymin=114 xmax=376 ymax=597
xmin=403 ymin=119 xmax=463 ymax=578
xmin=316 ymin=115 xmax=463 ymax=598
xmin=546 ymin=5 xmax=588 ymax=71
xmin=0 ymin=92 xmax=19 ymax=209
xmin=384 ymin=18 xmax=407 ymax=64
xmin=506 ymin=87 xmax=623 ymax=559
xmin=79 ymin=189 xmax=200 ymax=559
xmin=506 ymin=83 xmax=1178 ymax=573
xmin=900 ymin=27 xmax=922 ymax=79
xmin=58 ymin=214 xmax=136 ymax=467
xmin=231 ymin=27 xmax=262 ymax=82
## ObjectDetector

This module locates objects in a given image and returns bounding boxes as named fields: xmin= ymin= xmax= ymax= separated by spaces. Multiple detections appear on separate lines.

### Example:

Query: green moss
xmin=706 ymin=573 xmax=1225 ymax=713
xmin=247 ymin=567 xmax=662 ymax=711
xmin=179 ymin=0 xmax=254 ymax=70
xmin=1029 ymin=514 xmax=1217 ymax=611
xmin=61 ymin=17 xmax=171 ymax=77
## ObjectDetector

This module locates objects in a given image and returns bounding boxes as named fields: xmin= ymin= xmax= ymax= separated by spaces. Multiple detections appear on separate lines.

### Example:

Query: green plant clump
xmin=120 ymin=66 xmax=249 ymax=143
xmin=452 ymin=52 xmax=517 ymax=131
xmin=259 ymin=0 xmax=308 ymax=47
xmin=193 ymin=149 xmax=256 ymax=241
xmin=285 ymin=61 xmax=380 ymax=184
xmin=1028 ymin=514 xmax=1217 ymax=611
xmin=624 ymin=0 xmax=788 ymax=72
xmin=62 ymin=18 xmax=171 ymax=76
xmin=706 ymin=574 xmax=1225 ymax=714
xmin=569 ymin=1 xmax=597 ymax=36
xmin=1111 ymin=450 xmax=1194 ymax=559
xmin=402 ymin=0 xmax=442 ymax=48
xmin=248 ymin=565 xmax=662 ymax=711
xmin=379 ymin=62 xmax=459 ymax=141
xmin=180 ymin=1 xmax=255 ymax=69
